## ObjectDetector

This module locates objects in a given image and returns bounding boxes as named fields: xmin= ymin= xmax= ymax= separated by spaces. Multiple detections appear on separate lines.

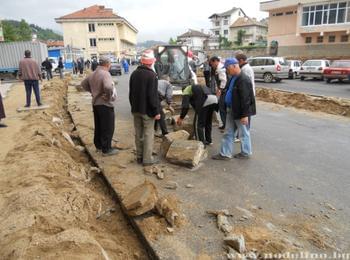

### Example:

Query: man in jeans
xmin=19 ymin=50 xmax=42 ymax=107
xmin=212 ymin=58 xmax=256 ymax=160
xmin=129 ymin=49 xmax=160 ymax=166
xmin=81 ymin=56 xmax=118 ymax=157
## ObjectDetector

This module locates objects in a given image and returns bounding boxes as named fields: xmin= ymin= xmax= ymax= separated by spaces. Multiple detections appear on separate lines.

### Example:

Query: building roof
xmin=46 ymin=40 xmax=64 ymax=48
xmin=230 ymin=17 xmax=268 ymax=28
xmin=56 ymin=5 xmax=120 ymax=20
xmin=178 ymin=29 xmax=209 ymax=39
xmin=55 ymin=5 xmax=138 ymax=33
xmin=209 ymin=7 xmax=246 ymax=19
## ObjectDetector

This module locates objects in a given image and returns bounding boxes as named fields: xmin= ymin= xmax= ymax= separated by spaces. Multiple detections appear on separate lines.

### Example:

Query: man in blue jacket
xmin=212 ymin=58 xmax=256 ymax=160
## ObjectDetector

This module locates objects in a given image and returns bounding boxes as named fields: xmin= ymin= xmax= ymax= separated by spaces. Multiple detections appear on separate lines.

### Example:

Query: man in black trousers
xmin=81 ymin=56 xmax=117 ymax=156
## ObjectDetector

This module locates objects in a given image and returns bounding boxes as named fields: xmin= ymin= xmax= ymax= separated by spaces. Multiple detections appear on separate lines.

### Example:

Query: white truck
xmin=0 ymin=41 xmax=48 ymax=78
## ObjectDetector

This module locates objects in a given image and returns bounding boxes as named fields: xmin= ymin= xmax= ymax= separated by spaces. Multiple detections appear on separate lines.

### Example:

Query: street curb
xmin=67 ymin=101 xmax=160 ymax=260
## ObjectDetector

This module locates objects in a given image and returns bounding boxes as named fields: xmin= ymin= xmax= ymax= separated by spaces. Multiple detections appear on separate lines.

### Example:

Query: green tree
xmin=219 ymin=35 xmax=232 ymax=49
xmin=18 ymin=19 xmax=32 ymax=41
xmin=169 ymin=37 xmax=177 ymax=44
xmin=235 ymin=29 xmax=246 ymax=46
xmin=2 ymin=21 xmax=18 ymax=42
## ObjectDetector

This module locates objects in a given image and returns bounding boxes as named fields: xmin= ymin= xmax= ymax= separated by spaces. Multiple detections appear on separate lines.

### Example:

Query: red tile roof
xmin=57 ymin=5 xmax=120 ymax=20
xmin=230 ymin=17 xmax=268 ymax=28
xmin=46 ymin=41 xmax=64 ymax=47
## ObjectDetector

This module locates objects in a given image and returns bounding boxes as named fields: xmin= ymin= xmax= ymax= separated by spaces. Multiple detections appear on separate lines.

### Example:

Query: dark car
xmin=323 ymin=60 xmax=350 ymax=83
xmin=109 ymin=62 xmax=122 ymax=76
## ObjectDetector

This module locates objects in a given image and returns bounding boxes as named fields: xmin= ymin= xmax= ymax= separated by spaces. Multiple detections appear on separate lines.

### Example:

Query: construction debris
xmin=156 ymin=196 xmax=180 ymax=227
xmin=122 ymin=181 xmax=158 ymax=217
xmin=166 ymin=140 xmax=206 ymax=168
xmin=62 ymin=131 xmax=76 ymax=147
xmin=207 ymin=210 xmax=233 ymax=234
xmin=224 ymin=234 xmax=246 ymax=254
xmin=164 ymin=181 xmax=178 ymax=190
xmin=160 ymin=130 xmax=190 ymax=157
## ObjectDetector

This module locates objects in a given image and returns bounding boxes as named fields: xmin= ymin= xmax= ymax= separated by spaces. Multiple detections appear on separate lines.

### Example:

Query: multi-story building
xmin=230 ymin=17 xmax=268 ymax=46
xmin=55 ymin=5 xmax=138 ymax=59
xmin=260 ymin=0 xmax=350 ymax=58
xmin=209 ymin=7 xmax=247 ymax=38
xmin=177 ymin=29 xmax=209 ymax=51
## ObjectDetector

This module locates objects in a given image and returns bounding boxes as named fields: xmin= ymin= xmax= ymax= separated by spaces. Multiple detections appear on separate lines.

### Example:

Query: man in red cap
xmin=129 ymin=49 xmax=161 ymax=166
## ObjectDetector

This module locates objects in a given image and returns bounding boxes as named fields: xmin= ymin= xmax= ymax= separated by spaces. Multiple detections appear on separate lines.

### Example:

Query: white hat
xmin=141 ymin=49 xmax=156 ymax=65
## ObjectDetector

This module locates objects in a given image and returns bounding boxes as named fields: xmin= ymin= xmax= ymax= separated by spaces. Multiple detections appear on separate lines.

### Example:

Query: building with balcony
xmin=55 ymin=5 xmax=138 ymax=59
xmin=177 ymin=29 xmax=209 ymax=51
xmin=229 ymin=17 xmax=268 ymax=46
xmin=209 ymin=7 xmax=247 ymax=38
xmin=260 ymin=0 xmax=350 ymax=59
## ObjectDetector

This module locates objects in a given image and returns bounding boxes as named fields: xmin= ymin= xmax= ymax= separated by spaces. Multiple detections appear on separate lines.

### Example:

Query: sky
xmin=0 ymin=0 xmax=268 ymax=42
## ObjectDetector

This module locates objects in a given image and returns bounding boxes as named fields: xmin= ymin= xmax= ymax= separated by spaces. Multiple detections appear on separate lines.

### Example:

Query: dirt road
xmin=0 ymin=79 xmax=148 ymax=259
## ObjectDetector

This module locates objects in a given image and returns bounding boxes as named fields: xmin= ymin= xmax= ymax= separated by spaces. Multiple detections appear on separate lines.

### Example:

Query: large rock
xmin=160 ymin=130 xmax=190 ymax=157
xmin=173 ymin=116 xmax=194 ymax=137
xmin=155 ymin=196 xmax=180 ymax=227
xmin=224 ymin=234 xmax=246 ymax=254
xmin=166 ymin=140 xmax=206 ymax=168
xmin=122 ymin=181 xmax=158 ymax=217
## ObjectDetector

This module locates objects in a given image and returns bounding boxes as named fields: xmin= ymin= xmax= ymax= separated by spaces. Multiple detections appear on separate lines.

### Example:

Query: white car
xmin=287 ymin=60 xmax=302 ymax=79
xmin=300 ymin=60 xmax=330 ymax=81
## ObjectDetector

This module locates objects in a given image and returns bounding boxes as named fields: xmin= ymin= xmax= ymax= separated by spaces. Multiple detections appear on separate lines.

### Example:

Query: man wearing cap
xmin=212 ymin=58 xmax=256 ymax=160
xmin=81 ymin=56 xmax=118 ymax=157
xmin=129 ymin=49 xmax=161 ymax=166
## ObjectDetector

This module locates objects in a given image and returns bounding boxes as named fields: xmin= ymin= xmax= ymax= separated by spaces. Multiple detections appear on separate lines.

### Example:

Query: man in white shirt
xmin=236 ymin=53 xmax=255 ymax=96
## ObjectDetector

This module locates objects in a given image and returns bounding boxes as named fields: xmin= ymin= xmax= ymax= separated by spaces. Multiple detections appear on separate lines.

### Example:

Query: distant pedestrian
xmin=58 ymin=57 xmax=64 ymax=79
xmin=0 ymin=91 xmax=6 ymax=127
xmin=19 ymin=50 xmax=42 ymax=107
xmin=155 ymin=75 xmax=173 ymax=136
xmin=212 ymin=58 xmax=256 ymax=160
xmin=77 ymin=58 xmax=84 ymax=75
xmin=85 ymin=59 xmax=91 ymax=69
xmin=209 ymin=56 xmax=227 ymax=130
xmin=176 ymin=83 xmax=217 ymax=146
xmin=42 ymin=57 xmax=53 ymax=80
xmin=203 ymin=55 xmax=211 ymax=87
xmin=91 ymin=58 xmax=98 ymax=72
xmin=81 ymin=56 xmax=118 ymax=157
xmin=129 ymin=49 xmax=160 ymax=166
xmin=73 ymin=60 xmax=78 ymax=74
xmin=122 ymin=59 xmax=129 ymax=74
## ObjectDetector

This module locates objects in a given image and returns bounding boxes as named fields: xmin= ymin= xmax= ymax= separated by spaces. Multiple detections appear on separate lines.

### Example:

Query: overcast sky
xmin=0 ymin=0 xmax=268 ymax=42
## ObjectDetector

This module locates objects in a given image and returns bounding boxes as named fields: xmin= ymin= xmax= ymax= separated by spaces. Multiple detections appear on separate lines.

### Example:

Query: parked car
xmin=48 ymin=57 xmax=59 ymax=73
xmin=287 ymin=60 xmax=302 ymax=79
xmin=300 ymin=60 xmax=330 ymax=81
xmin=248 ymin=56 xmax=289 ymax=83
xmin=109 ymin=62 xmax=122 ymax=76
xmin=323 ymin=60 xmax=350 ymax=83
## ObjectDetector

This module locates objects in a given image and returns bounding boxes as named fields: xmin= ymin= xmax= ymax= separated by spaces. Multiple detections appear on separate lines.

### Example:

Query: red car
xmin=323 ymin=60 xmax=350 ymax=83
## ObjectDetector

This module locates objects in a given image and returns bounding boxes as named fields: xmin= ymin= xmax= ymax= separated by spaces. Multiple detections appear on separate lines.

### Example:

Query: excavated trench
xmin=0 ymin=78 xmax=150 ymax=259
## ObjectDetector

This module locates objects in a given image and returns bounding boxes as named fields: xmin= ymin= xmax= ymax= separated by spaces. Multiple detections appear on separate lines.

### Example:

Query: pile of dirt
xmin=256 ymin=87 xmax=350 ymax=117
xmin=0 ymin=78 xmax=148 ymax=259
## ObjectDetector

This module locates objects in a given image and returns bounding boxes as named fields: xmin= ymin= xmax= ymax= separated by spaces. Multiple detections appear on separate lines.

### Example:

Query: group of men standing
xmin=81 ymin=49 xmax=256 ymax=166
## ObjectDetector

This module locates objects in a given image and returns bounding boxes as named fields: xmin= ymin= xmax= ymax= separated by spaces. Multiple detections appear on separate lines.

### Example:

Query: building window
xmin=305 ymin=37 xmax=312 ymax=43
xmin=285 ymin=11 xmax=294 ymax=15
xmin=215 ymin=21 xmax=220 ymax=26
xmin=89 ymin=38 xmax=97 ymax=47
xmin=328 ymin=35 xmax=336 ymax=42
xmin=97 ymin=23 xmax=114 ymax=26
xmin=317 ymin=36 xmax=323 ymax=43
xmin=224 ymin=30 xmax=228 ymax=35
xmin=302 ymin=2 xmax=350 ymax=26
xmin=215 ymin=31 xmax=220 ymax=36
xmin=98 ymin=38 xmax=115 ymax=41
xmin=275 ymin=12 xmax=283 ymax=16
xmin=88 ymin=23 xmax=95 ymax=32
xmin=341 ymin=35 xmax=349 ymax=42
xmin=224 ymin=20 xmax=229 ymax=25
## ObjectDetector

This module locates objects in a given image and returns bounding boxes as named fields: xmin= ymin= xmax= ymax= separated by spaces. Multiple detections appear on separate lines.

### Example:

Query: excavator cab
xmin=154 ymin=45 xmax=191 ymax=89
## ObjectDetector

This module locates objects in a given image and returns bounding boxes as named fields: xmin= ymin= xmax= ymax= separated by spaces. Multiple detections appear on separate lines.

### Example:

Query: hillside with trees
xmin=2 ymin=19 xmax=62 ymax=42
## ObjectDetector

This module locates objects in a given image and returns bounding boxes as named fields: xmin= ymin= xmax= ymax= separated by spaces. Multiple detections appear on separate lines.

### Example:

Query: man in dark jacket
xmin=129 ymin=50 xmax=160 ymax=166
xmin=42 ymin=58 xmax=53 ymax=80
xmin=176 ymin=84 xmax=217 ymax=145
xmin=0 ymin=91 xmax=6 ymax=127
xmin=212 ymin=58 xmax=256 ymax=160
xmin=58 ymin=57 xmax=64 ymax=79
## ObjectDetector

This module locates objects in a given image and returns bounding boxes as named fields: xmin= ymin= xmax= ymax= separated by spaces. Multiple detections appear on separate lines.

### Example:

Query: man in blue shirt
xmin=212 ymin=58 xmax=256 ymax=160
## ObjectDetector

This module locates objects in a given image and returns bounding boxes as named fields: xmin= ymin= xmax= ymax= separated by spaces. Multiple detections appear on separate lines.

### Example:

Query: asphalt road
xmin=257 ymin=78 xmax=350 ymax=99
xmin=113 ymin=68 xmax=350 ymax=253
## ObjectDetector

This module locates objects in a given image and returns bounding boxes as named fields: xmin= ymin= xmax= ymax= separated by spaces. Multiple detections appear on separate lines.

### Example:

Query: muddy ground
xmin=0 ymin=79 xmax=148 ymax=259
